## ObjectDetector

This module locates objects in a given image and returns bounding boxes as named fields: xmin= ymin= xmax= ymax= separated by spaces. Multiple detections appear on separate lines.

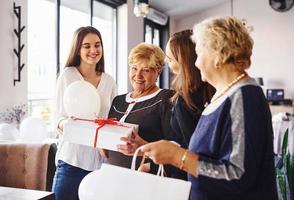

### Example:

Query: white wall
xmin=126 ymin=0 xmax=144 ymax=92
xmin=173 ymin=1 xmax=231 ymax=34
xmin=0 ymin=0 xmax=28 ymax=117
xmin=117 ymin=3 xmax=128 ymax=94
xmin=171 ymin=0 xmax=294 ymax=99
xmin=117 ymin=0 xmax=144 ymax=94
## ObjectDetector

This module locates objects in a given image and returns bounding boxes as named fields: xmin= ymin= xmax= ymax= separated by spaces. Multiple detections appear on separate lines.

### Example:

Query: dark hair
xmin=64 ymin=26 xmax=105 ymax=73
xmin=169 ymin=29 xmax=215 ymax=112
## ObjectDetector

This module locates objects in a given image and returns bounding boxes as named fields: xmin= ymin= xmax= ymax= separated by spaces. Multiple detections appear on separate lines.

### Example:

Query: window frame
xmin=27 ymin=0 xmax=125 ymax=128
xmin=56 ymin=0 xmax=126 ymax=75
xmin=143 ymin=18 xmax=170 ymax=89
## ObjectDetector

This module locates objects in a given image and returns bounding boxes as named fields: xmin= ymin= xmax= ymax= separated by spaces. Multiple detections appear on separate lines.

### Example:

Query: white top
xmin=54 ymin=67 xmax=117 ymax=170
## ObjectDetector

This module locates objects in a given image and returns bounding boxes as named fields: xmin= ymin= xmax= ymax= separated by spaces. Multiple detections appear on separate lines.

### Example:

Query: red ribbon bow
xmin=93 ymin=117 xmax=119 ymax=126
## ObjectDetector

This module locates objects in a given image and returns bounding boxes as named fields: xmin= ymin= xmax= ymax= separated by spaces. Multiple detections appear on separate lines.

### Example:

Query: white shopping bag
xmin=79 ymin=147 xmax=191 ymax=200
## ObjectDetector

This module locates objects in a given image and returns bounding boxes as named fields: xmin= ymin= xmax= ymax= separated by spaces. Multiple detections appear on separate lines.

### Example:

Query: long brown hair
xmin=169 ymin=29 xmax=215 ymax=112
xmin=64 ymin=26 xmax=105 ymax=73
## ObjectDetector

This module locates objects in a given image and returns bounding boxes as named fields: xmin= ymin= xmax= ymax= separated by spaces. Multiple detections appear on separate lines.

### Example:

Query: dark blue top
xmin=169 ymin=92 xmax=205 ymax=180
xmin=170 ymin=92 xmax=204 ymax=148
xmin=188 ymin=80 xmax=278 ymax=200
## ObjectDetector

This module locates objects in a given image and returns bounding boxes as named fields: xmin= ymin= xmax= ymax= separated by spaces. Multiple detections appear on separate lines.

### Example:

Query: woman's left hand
xmin=117 ymin=128 xmax=148 ymax=156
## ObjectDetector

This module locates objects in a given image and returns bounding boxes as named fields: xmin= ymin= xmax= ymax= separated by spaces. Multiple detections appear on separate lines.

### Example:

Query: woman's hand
xmin=99 ymin=148 xmax=109 ymax=159
xmin=140 ymin=140 xmax=182 ymax=165
xmin=57 ymin=116 xmax=77 ymax=133
xmin=138 ymin=162 xmax=151 ymax=173
xmin=141 ymin=140 xmax=199 ymax=176
xmin=117 ymin=128 xmax=148 ymax=156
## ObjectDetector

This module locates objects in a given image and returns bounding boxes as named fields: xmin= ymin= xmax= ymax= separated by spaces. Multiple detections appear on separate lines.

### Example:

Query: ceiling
xmin=149 ymin=0 xmax=230 ymax=20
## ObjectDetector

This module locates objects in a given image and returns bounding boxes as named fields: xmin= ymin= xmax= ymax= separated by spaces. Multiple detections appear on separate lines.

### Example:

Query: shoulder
xmin=57 ymin=67 xmax=79 ymax=81
xmin=233 ymin=84 xmax=267 ymax=110
xmin=175 ymin=95 xmax=201 ymax=116
xmin=230 ymin=84 xmax=263 ymax=103
xmin=156 ymin=89 xmax=173 ymax=110
xmin=112 ymin=93 xmax=127 ymax=103
xmin=158 ymin=89 xmax=174 ymax=99
xmin=61 ymin=66 xmax=78 ymax=76
xmin=190 ymin=92 xmax=206 ymax=110
xmin=56 ymin=67 xmax=81 ymax=88
xmin=175 ymin=95 xmax=188 ymax=108
xmin=101 ymin=73 xmax=116 ymax=84
xmin=203 ymin=80 xmax=261 ymax=115
xmin=224 ymin=84 xmax=266 ymax=118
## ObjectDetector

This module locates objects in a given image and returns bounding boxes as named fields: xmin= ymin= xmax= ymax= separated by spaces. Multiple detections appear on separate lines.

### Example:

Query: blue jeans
xmin=52 ymin=160 xmax=91 ymax=200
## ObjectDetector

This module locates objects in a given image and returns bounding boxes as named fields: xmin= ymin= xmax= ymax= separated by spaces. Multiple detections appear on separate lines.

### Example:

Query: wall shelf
xmin=13 ymin=2 xmax=25 ymax=86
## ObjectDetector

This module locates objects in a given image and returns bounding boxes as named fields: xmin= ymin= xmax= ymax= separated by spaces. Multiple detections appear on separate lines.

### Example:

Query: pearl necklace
xmin=205 ymin=73 xmax=247 ymax=107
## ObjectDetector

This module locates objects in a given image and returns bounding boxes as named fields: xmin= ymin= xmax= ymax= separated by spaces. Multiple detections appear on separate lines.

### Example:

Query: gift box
xmin=63 ymin=119 xmax=139 ymax=151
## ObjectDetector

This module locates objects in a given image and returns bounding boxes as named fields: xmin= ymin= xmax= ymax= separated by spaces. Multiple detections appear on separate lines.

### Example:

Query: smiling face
xmin=79 ymin=33 xmax=102 ymax=67
xmin=129 ymin=60 xmax=159 ymax=94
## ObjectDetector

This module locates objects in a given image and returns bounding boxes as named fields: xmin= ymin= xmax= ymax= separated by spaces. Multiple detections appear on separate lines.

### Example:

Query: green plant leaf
xmin=281 ymin=129 xmax=288 ymax=158
xmin=286 ymin=151 xmax=294 ymax=199
xmin=276 ymin=169 xmax=287 ymax=200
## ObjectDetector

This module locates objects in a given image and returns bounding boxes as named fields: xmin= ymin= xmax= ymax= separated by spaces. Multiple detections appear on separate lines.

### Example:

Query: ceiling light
xmin=133 ymin=0 xmax=149 ymax=17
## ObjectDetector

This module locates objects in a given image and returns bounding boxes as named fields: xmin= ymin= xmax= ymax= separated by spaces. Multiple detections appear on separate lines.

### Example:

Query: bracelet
xmin=179 ymin=149 xmax=188 ymax=170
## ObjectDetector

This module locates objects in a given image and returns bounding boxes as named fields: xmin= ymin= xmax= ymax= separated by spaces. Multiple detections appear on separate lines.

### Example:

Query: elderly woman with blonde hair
xmin=140 ymin=17 xmax=278 ymax=200
xmin=107 ymin=42 xmax=175 ymax=174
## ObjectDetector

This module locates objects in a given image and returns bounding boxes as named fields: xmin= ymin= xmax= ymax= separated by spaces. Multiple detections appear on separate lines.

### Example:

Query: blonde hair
xmin=192 ymin=16 xmax=254 ymax=70
xmin=128 ymin=43 xmax=165 ymax=73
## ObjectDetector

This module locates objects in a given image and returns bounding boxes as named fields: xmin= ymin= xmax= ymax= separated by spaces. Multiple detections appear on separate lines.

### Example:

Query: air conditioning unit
xmin=147 ymin=7 xmax=168 ymax=26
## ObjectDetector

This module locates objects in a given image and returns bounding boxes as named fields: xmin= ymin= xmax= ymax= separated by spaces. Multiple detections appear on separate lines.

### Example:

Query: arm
xmin=188 ymin=87 xmax=275 ymax=195
xmin=117 ymin=128 xmax=148 ymax=155
xmin=54 ymin=69 xmax=79 ymax=134
xmin=141 ymin=140 xmax=199 ymax=176
xmin=54 ymin=72 xmax=68 ymax=134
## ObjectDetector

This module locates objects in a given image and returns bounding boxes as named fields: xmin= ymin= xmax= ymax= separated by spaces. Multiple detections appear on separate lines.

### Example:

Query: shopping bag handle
xmin=131 ymin=146 xmax=165 ymax=177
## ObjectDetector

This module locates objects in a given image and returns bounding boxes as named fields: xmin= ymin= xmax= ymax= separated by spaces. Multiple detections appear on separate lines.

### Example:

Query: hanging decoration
xmin=13 ymin=2 xmax=25 ymax=86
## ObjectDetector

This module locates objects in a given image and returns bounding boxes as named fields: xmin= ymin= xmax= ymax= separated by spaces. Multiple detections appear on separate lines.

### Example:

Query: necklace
xmin=205 ymin=73 xmax=247 ymax=107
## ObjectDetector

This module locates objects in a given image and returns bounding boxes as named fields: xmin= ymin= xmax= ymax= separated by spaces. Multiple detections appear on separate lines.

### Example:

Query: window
xmin=28 ymin=0 xmax=121 ymax=133
xmin=92 ymin=1 xmax=117 ymax=79
xmin=60 ymin=0 xmax=91 ymax=69
xmin=144 ymin=19 xmax=169 ymax=88
xmin=28 ymin=0 xmax=56 ymax=128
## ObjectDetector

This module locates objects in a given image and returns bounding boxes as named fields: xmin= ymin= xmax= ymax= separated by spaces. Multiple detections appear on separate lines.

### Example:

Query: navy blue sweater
xmin=188 ymin=80 xmax=278 ymax=200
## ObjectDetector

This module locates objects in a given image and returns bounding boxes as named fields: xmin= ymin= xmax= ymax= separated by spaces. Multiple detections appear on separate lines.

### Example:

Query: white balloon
xmin=63 ymin=80 xmax=101 ymax=119
xmin=0 ymin=123 xmax=19 ymax=141
xmin=19 ymin=117 xmax=48 ymax=142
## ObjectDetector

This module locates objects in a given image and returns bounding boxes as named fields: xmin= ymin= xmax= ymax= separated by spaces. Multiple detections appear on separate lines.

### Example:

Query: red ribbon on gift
xmin=75 ymin=117 xmax=127 ymax=148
